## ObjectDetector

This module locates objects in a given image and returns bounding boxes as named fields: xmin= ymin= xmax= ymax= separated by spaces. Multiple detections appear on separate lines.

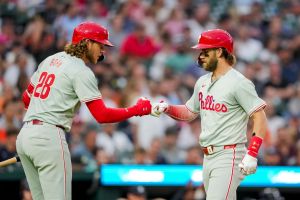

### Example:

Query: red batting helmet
xmin=72 ymin=21 xmax=114 ymax=46
xmin=191 ymin=29 xmax=233 ymax=53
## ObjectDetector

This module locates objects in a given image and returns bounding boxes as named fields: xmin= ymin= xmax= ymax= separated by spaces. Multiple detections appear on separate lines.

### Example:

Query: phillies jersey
xmin=186 ymin=68 xmax=266 ymax=147
xmin=24 ymin=52 xmax=102 ymax=131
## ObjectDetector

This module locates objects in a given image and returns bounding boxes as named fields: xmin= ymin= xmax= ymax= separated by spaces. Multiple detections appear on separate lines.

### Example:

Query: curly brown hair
xmin=64 ymin=40 xmax=88 ymax=59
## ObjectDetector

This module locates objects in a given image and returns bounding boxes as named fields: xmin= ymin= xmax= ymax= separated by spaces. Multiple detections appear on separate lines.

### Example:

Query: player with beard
xmin=151 ymin=29 xmax=268 ymax=200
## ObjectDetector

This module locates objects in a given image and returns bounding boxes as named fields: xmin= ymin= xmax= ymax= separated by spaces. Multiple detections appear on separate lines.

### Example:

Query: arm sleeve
xmin=235 ymin=79 xmax=266 ymax=116
xmin=86 ymin=99 xmax=138 ymax=123
xmin=166 ymin=105 xmax=198 ymax=121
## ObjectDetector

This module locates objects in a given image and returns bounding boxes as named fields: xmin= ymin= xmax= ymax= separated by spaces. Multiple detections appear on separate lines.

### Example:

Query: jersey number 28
xmin=34 ymin=72 xmax=56 ymax=99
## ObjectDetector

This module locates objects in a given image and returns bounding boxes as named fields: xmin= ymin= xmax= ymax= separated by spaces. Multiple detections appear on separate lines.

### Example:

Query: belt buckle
xmin=207 ymin=146 xmax=214 ymax=154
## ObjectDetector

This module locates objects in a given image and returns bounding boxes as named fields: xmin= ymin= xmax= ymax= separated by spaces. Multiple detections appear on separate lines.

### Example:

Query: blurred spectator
xmin=186 ymin=3 xmax=215 ymax=43
xmin=161 ymin=125 xmax=184 ymax=164
xmin=94 ymin=147 xmax=112 ymax=166
xmin=53 ymin=2 xmax=84 ymax=44
xmin=126 ymin=186 xmax=147 ymax=200
xmin=165 ymin=39 xmax=194 ymax=74
xmin=117 ymin=185 xmax=147 ymax=200
xmin=149 ymin=31 xmax=175 ymax=81
xmin=146 ymin=137 xmax=167 ymax=164
xmin=131 ymin=147 xmax=149 ymax=164
xmin=277 ymin=45 xmax=300 ymax=85
xmin=150 ymin=0 xmax=172 ymax=24
xmin=107 ymin=14 xmax=127 ymax=53
xmin=120 ymin=23 xmax=158 ymax=62
xmin=69 ymin=115 xmax=86 ymax=153
xmin=261 ymin=147 xmax=282 ymax=166
xmin=291 ymin=140 xmax=300 ymax=166
xmin=171 ymin=181 xmax=205 ymax=200
xmin=72 ymin=127 xmax=98 ymax=172
xmin=0 ymin=101 xmax=22 ymax=131
xmin=264 ymin=99 xmax=286 ymax=145
xmin=274 ymin=126 xmax=296 ymax=165
xmin=258 ymin=188 xmax=285 ymax=200
xmin=22 ymin=15 xmax=46 ymax=53
xmin=287 ymin=82 xmax=300 ymax=118
xmin=4 ymin=42 xmax=36 ymax=79
xmin=259 ymin=36 xmax=280 ymax=64
xmin=177 ymin=119 xmax=201 ymax=151
xmin=38 ymin=0 xmax=58 ymax=25
xmin=85 ymin=0 xmax=109 ymax=26
xmin=262 ymin=62 xmax=295 ymax=115
xmin=184 ymin=145 xmax=203 ymax=165
xmin=0 ymin=127 xmax=18 ymax=161
xmin=235 ymin=24 xmax=263 ymax=63
xmin=162 ymin=6 xmax=186 ymax=43
xmin=96 ymin=123 xmax=134 ymax=163
xmin=126 ymin=0 xmax=147 ymax=24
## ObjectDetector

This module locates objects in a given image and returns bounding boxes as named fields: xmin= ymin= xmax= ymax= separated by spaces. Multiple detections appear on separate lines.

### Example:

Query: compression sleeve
xmin=86 ymin=99 xmax=138 ymax=123
xmin=166 ymin=105 xmax=198 ymax=121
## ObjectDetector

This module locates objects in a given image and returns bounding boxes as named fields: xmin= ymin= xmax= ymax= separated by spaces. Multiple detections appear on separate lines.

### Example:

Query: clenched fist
xmin=151 ymin=101 xmax=169 ymax=117
xmin=134 ymin=97 xmax=152 ymax=116
xmin=238 ymin=153 xmax=258 ymax=175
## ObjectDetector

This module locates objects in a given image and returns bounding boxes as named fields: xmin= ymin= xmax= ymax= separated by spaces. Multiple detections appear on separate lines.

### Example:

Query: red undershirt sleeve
xmin=86 ymin=99 xmax=138 ymax=123
xmin=22 ymin=83 xmax=35 ymax=109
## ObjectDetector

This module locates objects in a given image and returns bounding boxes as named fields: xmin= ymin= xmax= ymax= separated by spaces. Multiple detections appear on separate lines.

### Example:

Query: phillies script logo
xmin=199 ymin=92 xmax=228 ymax=112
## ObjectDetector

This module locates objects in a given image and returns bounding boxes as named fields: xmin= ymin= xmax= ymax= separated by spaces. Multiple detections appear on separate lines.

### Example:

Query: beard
xmin=197 ymin=56 xmax=218 ymax=72
xmin=86 ymin=51 xmax=96 ymax=64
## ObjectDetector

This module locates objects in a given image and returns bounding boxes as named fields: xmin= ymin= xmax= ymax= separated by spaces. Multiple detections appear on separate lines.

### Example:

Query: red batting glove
xmin=239 ymin=135 xmax=263 ymax=175
xmin=129 ymin=97 xmax=152 ymax=116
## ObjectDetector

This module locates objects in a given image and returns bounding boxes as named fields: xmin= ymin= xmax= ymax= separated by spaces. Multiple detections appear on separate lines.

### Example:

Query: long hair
xmin=221 ymin=47 xmax=236 ymax=66
xmin=64 ymin=40 xmax=88 ymax=59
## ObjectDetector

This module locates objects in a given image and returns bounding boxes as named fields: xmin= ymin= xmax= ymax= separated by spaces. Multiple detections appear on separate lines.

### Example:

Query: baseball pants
xmin=202 ymin=144 xmax=246 ymax=200
xmin=16 ymin=122 xmax=72 ymax=200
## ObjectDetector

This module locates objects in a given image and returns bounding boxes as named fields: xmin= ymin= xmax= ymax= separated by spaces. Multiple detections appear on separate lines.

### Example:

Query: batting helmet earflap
xmin=72 ymin=21 xmax=114 ymax=47
xmin=191 ymin=29 xmax=233 ymax=53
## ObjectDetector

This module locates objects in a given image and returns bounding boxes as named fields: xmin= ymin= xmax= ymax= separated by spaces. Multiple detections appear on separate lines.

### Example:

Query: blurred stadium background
xmin=0 ymin=0 xmax=300 ymax=199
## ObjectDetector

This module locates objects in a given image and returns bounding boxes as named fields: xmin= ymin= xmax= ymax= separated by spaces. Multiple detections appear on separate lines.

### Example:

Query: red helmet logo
xmin=191 ymin=29 xmax=233 ymax=53
xmin=72 ymin=21 xmax=114 ymax=47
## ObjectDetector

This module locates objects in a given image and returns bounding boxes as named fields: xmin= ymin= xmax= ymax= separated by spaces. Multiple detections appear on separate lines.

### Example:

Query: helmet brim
xmin=97 ymin=39 xmax=114 ymax=47
xmin=191 ymin=44 xmax=217 ymax=50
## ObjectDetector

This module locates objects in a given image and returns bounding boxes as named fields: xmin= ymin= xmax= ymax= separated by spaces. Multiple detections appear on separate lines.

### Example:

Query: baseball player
xmin=152 ymin=29 xmax=268 ymax=200
xmin=17 ymin=21 xmax=151 ymax=200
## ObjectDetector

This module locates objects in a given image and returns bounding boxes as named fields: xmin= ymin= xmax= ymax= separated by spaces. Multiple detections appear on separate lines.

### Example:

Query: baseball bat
xmin=0 ymin=156 xmax=20 ymax=167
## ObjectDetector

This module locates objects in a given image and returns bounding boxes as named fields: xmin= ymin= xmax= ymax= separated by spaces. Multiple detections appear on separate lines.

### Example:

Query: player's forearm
xmin=165 ymin=105 xmax=198 ymax=121
xmin=86 ymin=99 xmax=139 ymax=123
xmin=251 ymin=109 xmax=268 ymax=139
xmin=248 ymin=109 xmax=268 ymax=157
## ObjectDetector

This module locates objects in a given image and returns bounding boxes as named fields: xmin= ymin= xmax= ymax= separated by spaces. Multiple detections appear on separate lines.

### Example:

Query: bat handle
xmin=0 ymin=156 xmax=20 ymax=167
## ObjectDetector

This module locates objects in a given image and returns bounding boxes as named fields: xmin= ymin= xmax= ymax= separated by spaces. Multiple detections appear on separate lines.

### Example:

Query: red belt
xmin=202 ymin=144 xmax=237 ymax=155
xmin=31 ymin=119 xmax=65 ymax=131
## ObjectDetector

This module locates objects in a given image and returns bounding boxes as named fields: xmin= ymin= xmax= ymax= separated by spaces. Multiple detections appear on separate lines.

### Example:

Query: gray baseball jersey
xmin=23 ymin=52 xmax=102 ymax=131
xmin=186 ymin=68 xmax=266 ymax=147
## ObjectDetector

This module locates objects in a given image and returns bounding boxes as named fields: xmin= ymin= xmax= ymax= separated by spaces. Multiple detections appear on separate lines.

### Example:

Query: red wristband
xmin=247 ymin=135 xmax=263 ymax=157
